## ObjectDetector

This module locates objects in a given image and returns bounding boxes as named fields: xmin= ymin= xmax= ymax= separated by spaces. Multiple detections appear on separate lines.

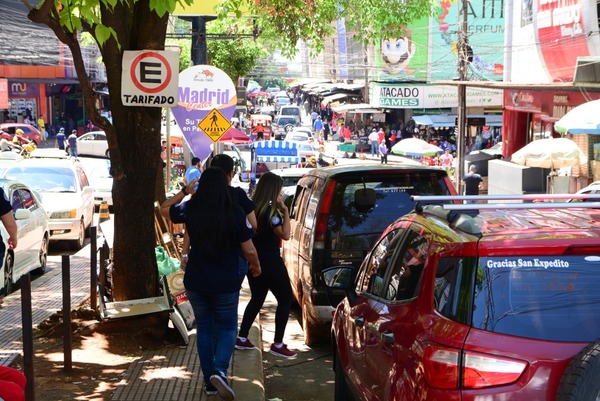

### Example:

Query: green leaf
xmin=95 ymin=24 xmax=112 ymax=46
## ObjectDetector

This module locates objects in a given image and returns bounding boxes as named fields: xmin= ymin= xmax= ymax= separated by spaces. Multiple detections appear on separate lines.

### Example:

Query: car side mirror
xmin=322 ymin=266 xmax=357 ymax=306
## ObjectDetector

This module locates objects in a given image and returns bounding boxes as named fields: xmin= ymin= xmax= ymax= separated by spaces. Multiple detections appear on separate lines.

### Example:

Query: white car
xmin=282 ymin=139 xmax=318 ymax=162
xmin=3 ymin=158 xmax=95 ymax=250
xmin=0 ymin=179 xmax=49 ymax=294
xmin=270 ymin=167 xmax=314 ymax=197
xmin=85 ymin=159 xmax=113 ymax=207
xmin=66 ymin=131 xmax=109 ymax=158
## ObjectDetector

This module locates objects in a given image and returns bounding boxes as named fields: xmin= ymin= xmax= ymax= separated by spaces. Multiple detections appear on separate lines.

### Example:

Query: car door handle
xmin=381 ymin=332 xmax=394 ymax=344
xmin=354 ymin=317 xmax=364 ymax=327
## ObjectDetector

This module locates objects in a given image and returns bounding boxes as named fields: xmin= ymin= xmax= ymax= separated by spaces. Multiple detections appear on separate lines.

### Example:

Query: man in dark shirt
xmin=462 ymin=165 xmax=483 ymax=203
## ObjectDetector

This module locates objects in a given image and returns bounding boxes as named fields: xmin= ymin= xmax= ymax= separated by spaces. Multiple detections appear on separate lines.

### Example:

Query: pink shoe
xmin=269 ymin=343 xmax=297 ymax=358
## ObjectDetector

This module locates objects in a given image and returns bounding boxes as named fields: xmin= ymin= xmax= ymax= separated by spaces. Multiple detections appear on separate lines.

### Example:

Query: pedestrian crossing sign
xmin=198 ymin=108 xmax=232 ymax=142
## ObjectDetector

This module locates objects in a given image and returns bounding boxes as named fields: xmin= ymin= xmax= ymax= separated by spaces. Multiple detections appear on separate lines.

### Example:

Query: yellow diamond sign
xmin=198 ymin=108 xmax=232 ymax=142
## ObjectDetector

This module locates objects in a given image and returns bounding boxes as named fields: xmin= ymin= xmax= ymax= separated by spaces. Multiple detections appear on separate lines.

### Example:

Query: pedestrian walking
xmin=184 ymin=157 xmax=203 ymax=191
xmin=160 ymin=168 xmax=262 ymax=400
xmin=368 ymin=128 xmax=379 ymax=157
xmin=210 ymin=153 xmax=258 ymax=280
xmin=55 ymin=127 xmax=66 ymax=151
xmin=379 ymin=140 xmax=388 ymax=164
xmin=462 ymin=164 xmax=483 ymax=203
xmin=236 ymin=172 xmax=297 ymax=358
xmin=67 ymin=129 xmax=78 ymax=159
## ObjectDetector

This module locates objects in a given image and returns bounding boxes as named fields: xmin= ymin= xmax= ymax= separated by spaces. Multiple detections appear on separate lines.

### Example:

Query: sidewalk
xmin=0 ymin=243 xmax=265 ymax=401
xmin=110 ymin=281 xmax=265 ymax=401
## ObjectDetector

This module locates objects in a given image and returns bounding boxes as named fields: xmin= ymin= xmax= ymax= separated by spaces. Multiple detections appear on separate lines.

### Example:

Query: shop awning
xmin=252 ymin=140 xmax=300 ymax=163
xmin=322 ymin=93 xmax=351 ymax=105
xmin=332 ymin=103 xmax=381 ymax=113
xmin=412 ymin=114 xmax=502 ymax=127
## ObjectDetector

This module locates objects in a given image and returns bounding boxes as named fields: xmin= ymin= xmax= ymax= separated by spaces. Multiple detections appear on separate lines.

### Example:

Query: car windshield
xmin=327 ymin=171 xmax=451 ymax=251
xmin=5 ymin=166 xmax=76 ymax=192
xmin=472 ymin=255 xmax=600 ymax=342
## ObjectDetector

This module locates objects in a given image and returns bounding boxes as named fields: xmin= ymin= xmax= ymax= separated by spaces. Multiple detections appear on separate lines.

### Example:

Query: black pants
xmin=238 ymin=256 xmax=293 ymax=343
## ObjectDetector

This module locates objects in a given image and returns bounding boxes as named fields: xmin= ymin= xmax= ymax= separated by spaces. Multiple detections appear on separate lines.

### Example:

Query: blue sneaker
xmin=210 ymin=372 xmax=235 ymax=401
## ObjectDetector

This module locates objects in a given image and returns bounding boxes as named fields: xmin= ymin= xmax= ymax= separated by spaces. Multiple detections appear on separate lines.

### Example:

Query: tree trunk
xmin=28 ymin=0 xmax=169 ymax=303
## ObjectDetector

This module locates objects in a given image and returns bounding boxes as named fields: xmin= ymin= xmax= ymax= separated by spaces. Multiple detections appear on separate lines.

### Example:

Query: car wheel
xmin=34 ymin=235 xmax=49 ymax=275
xmin=105 ymin=149 xmax=110 ymax=158
xmin=285 ymin=124 xmax=294 ymax=132
xmin=70 ymin=220 xmax=85 ymax=250
xmin=301 ymin=297 xmax=326 ymax=346
xmin=4 ymin=252 xmax=14 ymax=294
xmin=334 ymin=349 xmax=352 ymax=401
xmin=557 ymin=339 xmax=600 ymax=401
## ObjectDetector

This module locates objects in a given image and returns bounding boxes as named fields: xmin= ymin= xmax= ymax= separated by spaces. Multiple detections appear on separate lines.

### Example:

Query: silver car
xmin=0 ymin=179 xmax=50 ymax=294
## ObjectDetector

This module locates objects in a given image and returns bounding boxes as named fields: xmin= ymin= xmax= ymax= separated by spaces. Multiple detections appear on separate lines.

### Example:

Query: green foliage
xmin=165 ymin=39 xmax=191 ymax=72
xmin=206 ymin=18 xmax=269 ymax=82
xmin=41 ymin=0 xmax=194 ymax=48
xmin=218 ymin=0 xmax=435 ymax=57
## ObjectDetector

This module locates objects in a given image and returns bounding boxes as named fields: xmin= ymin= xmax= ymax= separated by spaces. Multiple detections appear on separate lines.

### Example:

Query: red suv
xmin=0 ymin=123 xmax=43 ymax=145
xmin=324 ymin=195 xmax=600 ymax=401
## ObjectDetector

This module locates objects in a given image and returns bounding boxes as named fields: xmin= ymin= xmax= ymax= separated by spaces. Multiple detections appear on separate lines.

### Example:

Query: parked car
xmin=85 ymin=159 xmax=113 ymax=207
xmin=222 ymin=142 xmax=247 ymax=174
xmin=0 ymin=123 xmax=43 ymax=145
xmin=281 ymin=165 xmax=457 ymax=344
xmin=272 ymin=115 xmax=301 ymax=140
xmin=0 ymin=179 xmax=49 ymax=294
xmin=324 ymin=196 xmax=600 ymax=401
xmin=3 ymin=158 xmax=95 ymax=250
xmin=279 ymin=106 xmax=303 ymax=124
xmin=274 ymin=96 xmax=291 ymax=111
xmin=270 ymin=167 xmax=314 ymax=197
xmin=66 ymin=130 xmax=109 ymax=158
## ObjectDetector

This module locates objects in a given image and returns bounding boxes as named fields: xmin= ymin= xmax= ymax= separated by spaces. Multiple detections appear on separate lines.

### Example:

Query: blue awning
xmin=252 ymin=140 xmax=300 ymax=163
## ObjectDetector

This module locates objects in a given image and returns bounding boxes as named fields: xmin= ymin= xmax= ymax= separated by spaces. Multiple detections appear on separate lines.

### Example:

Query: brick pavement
xmin=0 ymin=252 xmax=92 ymax=367
xmin=1 ymin=240 xmax=265 ymax=401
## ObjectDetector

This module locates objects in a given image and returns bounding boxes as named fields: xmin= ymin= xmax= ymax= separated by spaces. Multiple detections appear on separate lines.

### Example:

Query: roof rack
xmin=412 ymin=194 xmax=600 ymax=211
xmin=413 ymin=194 xmax=600 ymax=202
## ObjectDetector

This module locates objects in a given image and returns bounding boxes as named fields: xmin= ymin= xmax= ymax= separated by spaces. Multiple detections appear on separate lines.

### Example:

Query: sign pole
xmin=166 ymin=108 xmax=172 ymax=192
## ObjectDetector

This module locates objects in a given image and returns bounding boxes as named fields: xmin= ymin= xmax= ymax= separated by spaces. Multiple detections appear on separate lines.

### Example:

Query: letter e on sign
xmin=121 ymin=50 xmax=179 ymax=108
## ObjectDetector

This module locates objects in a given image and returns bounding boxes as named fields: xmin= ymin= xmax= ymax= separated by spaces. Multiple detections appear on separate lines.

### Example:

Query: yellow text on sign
xmin=198 ymin=109 xmax=232 ymax=142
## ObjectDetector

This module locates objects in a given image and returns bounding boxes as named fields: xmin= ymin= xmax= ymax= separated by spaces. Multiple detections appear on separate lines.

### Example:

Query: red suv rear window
xmin=472 ymin=255 xmax=600 ymax=341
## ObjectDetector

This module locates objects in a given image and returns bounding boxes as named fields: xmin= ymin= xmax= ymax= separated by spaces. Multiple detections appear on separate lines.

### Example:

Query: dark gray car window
xmin=472 ymin=255 xmax=600 ymax=342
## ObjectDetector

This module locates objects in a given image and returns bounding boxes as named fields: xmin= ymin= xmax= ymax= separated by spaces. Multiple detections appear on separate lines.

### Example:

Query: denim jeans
xmin=371 ymin=140 xmax=378 ymax=156
xmin=186 ymin=289 xmax=240 ymax=383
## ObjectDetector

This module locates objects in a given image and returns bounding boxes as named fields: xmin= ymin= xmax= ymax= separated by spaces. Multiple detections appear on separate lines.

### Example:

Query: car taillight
xmin=424 ymin=346 xmax=460 ymax=389
xmin=314 ymin=181 xmax=336 ymax=249
xmin=463 ymin=352 xmax=527 ymax=389
xmin=424 ymin=345 xmax=527 ymax=390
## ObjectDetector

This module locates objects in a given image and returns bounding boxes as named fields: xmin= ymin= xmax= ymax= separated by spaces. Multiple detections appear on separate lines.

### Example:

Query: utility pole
xmin=455 ymin=0 xmax=469 ymax=192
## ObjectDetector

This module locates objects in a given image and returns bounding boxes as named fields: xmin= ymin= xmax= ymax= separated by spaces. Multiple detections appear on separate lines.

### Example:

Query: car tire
xmin=285 ymin=124 xmax=294 ymax=133
xmin=557 ymin=339 xmax=600 ymax=401
xmin=70 ymin=220 xmax=85 ymax=250
xmin=105 ymin=149 xmax=110 ymax=158
xmin=334 ymin=349 xmax=352 ymax=401
xmin=3 ymin=252 xmax=14 ymax=294
xmin=301 ymin=297 xmax=327 ymax=346
xmin=34 ymin=235 xmax=48 ymax=275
